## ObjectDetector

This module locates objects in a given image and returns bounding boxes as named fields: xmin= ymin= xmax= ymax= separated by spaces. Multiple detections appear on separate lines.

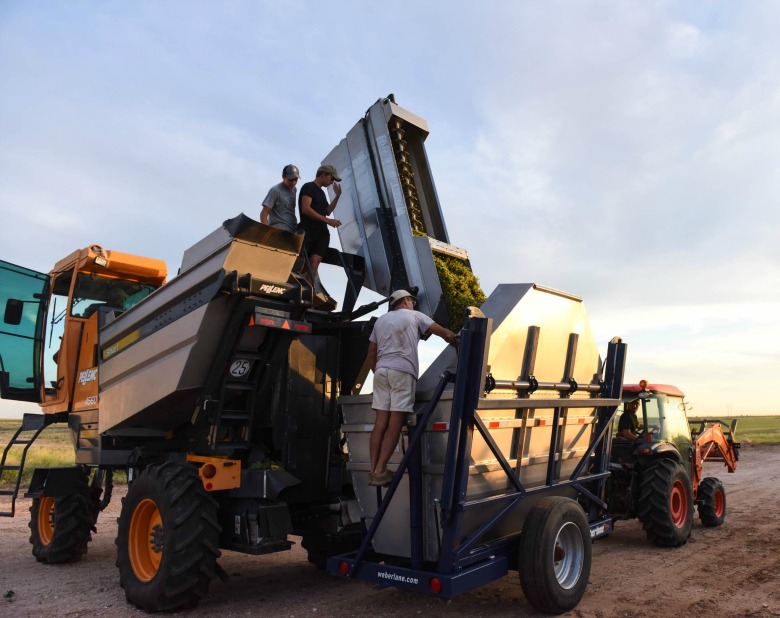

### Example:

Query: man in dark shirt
xmin=617 ymin=399 xmax=642 ymax=440
xmin=298 ymin=164 xmax=342 ymax=285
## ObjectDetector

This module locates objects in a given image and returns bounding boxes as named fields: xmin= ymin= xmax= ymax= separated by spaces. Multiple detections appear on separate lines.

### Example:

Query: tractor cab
xmin=611 ymin=380 xmax=693 ymax=470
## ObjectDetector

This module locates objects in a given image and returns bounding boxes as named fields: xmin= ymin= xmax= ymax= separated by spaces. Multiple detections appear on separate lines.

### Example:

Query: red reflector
xmin=578 ymin=418 xmax=585 ymax=424
xmin=429 ymin=578 xmax=442 ymax=594
xmin=248 ymin=315 xmax=255 ymax=326
xmin=432 ymin=422 xmax=448 ymax=431
xmin=538 ymin=419 xmax=547 ymax=426
xmin=339 ymin=561 xmax=349 ymax=575
xmin=281 ymin=320 xmax=290 ymax=329
xmin=488 ymin=421 xmax=499 ymax=428
xmin=292 ymin=323 xmax=311 ymax=332
xmin=259 ymin=317 xmax=275 ymax=326
xmin=205 ymin=482 xmax=213 ymax=490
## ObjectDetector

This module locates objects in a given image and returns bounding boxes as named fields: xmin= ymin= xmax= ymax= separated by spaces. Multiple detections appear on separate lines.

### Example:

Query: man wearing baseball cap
xmin=365 ymin=289 xmax=457 ymax=487
xmin=298 ymin=164 xmax=343 ymax=285
xmin=261 ymin=164 xmax=300 ymax=234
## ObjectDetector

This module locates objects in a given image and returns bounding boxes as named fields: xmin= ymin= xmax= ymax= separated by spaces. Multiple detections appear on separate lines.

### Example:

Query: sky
xmin=1 ymin=0 xmax=778 ymax=418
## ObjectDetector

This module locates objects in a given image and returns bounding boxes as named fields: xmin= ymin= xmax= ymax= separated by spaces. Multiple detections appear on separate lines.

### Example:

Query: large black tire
xmin=115 ymin=462 xmax=221 ymax=612
xmin=698 ymin=477 xmax=726 ymax=526
xmin=637 ymin=459 xmax=693 ymax=547
xmin=518 ymin=497 xmax=592 ymax=614
xmin=28 ymin=467 xmax=93 ymax=564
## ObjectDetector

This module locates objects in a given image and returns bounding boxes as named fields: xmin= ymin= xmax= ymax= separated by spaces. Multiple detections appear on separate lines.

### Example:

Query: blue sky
xmin=1 ymin=1 xmax=778 ymax=417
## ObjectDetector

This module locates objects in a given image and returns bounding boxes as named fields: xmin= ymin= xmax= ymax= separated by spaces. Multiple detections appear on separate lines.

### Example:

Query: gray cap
xmin=317 ymin=164 xmax=342 ymax=182
xmin=389 ymin=289 xmax=417 ymax=306
xmin=283 ymin=164 xmax=300 ymax=180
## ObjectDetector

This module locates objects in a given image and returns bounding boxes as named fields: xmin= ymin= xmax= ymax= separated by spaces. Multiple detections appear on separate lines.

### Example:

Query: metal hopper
xmin=340 ymin=283 xmax=605 ymax=560
xmin=97 ymin=215 xmax=304 ymax=433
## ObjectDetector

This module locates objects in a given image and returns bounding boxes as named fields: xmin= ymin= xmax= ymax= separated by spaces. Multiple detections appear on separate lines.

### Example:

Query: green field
xmin=0 ymin=419 xmax=75 ymax=485
xmin=2 ymin=414 xmax=779 ymax=487
xmin=689 ymin=415 xmax=780 ymax=444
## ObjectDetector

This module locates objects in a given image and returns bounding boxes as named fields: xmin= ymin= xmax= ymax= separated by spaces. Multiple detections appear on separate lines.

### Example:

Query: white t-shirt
xmin=369 ymin=308 xmax=434 ymax=378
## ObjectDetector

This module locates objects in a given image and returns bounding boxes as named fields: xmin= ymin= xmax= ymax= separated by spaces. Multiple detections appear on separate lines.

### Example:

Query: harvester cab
xmin=0 ymin=247 xmax=166 ymax=412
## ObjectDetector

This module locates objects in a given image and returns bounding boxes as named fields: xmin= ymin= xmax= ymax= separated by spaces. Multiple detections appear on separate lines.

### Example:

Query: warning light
xmin=339 ymin=561 xmax=349 ymax=575
xmin=639 ymin=379 xmax=648 ymax=389
xmin=429 ymin=578 xmax=442 ymax=593
xmin=202 ymin=464 xmax=217 ymax=479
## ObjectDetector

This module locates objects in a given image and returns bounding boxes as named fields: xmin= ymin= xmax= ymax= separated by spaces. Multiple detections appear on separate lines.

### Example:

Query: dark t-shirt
xmin=617 ymin=411 xmax=639 ymax=435
xmin=298 ymin=181 xmax=329 ymax=234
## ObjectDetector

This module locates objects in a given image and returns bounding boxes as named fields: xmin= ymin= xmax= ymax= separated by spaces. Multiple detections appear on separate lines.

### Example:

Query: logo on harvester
xmin=259 ymin=284 xmax=285 ymax=295
xmin=78 ymin=367 xmax=98 ymax=386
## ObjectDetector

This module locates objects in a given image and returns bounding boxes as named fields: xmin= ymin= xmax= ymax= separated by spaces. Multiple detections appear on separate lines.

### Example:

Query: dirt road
xmin=1 ymin=444 xmax=778 ymax=618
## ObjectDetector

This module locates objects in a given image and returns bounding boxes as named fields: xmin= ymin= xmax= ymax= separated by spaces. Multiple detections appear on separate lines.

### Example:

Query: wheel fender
xmin=25 ymin=466 xmax=89 ymax=498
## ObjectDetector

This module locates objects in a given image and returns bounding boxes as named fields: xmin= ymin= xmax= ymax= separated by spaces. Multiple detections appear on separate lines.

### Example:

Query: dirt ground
xmin=1 ymin=443 xmax=778 ymax=618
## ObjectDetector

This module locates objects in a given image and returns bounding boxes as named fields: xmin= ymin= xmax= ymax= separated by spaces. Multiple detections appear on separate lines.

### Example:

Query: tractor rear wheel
xmin=518 ymin=497 xmax=591 ymax=614
xmin=698 ymin=477 xmax=726 ymax=526
xmin=637 ymin=459 xmax=693 ymax=547
xmin=115 ymin=462 xmax=221 ymax=612
xmin=28 ymin=467 xmax=93 ymax=563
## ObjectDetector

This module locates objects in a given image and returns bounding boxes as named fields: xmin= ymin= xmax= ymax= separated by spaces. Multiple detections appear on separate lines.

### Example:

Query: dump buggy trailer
xmin=2 ymin=95 xmax=626 ymax=614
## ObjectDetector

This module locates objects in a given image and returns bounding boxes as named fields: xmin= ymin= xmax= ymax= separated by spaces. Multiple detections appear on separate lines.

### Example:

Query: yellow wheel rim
xmin=37 ymin=496 xmax=55 ymax=546
xmin=129 ymin=498 xmax=163 ymax=582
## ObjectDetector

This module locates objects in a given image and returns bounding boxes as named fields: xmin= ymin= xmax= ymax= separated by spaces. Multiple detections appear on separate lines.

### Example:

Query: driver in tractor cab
xmin=617 ymin=399 xmax=643 ymax=440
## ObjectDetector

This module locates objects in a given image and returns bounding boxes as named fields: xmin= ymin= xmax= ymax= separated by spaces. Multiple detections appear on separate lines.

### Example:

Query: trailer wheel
xmin=28 ymin=468 xmax=93 ymax=564
xmin=115 ymin=462 xmax=221 ymax=612
xmin=637 ymin=459 xmax=693 ymax=547
xmin=698 ymin=477 xmax=726 ymax=526
xmin=518 ymin=497 xmax=591 ymax=614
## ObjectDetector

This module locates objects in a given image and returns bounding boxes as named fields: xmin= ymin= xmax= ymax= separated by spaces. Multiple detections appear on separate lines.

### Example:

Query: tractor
xmin=606 ymin=380 xmax=739 ymax=546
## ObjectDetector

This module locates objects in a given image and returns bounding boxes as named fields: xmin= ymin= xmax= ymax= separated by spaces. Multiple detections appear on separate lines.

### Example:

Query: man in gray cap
xmin=365 ymin=289 xmax=457 ymax=487
xmin=261 ymin=164 xmax=300 ymax=233
xmin=298 ymin=164 xmax=342 ymax=285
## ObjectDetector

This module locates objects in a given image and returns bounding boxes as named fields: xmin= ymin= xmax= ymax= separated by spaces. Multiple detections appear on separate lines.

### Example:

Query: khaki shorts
xmin=372 ymin=368 xmax=416 ymax=413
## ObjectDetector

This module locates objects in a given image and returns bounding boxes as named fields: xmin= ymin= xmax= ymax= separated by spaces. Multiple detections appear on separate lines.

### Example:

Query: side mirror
xmin=4 ymin=299 xmax=23 ymax=325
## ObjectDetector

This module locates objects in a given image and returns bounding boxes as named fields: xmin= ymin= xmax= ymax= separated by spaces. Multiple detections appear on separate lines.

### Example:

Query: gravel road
xmin=1 ymin=443 xmax=778 ymax=618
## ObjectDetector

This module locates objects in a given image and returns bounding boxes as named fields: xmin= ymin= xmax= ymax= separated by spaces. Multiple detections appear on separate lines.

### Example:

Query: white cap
xmin=389 ymin=289 xmax=417 ymax=306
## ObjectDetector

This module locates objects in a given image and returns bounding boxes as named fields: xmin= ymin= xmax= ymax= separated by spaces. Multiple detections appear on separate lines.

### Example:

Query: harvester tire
xmin=637 ymin=459 xmax=693 ymax=547
xmin=115 ymin=462 xmax=221 ymax=612
xmin=518 ymin=497 xmax=591 ymax=614
xmin=698 ymin=477 xmax=726 ymax=526
xmin=28 ymin=467 xmax=93 ymax=564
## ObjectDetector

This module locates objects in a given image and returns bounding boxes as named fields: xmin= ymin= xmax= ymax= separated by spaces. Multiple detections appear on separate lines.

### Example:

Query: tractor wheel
xmin=115 ymin=462 xmax=221 ymax=612
xmin=28 ymin=467 xmax=93 ymax=564
xmin=518 ymin=497 xmax=591 ymax=614
xmin=698 ymin=477 xmax=726 ymax=526
xmin=637 ymin=459 xmax=693 ymax=547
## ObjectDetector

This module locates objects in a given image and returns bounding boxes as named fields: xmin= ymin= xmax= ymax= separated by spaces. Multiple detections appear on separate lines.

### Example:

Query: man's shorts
xmin=303 ymin=227 xmax=330 ymax=258
xmin=372 ymin=368 xmax=416 ymax=413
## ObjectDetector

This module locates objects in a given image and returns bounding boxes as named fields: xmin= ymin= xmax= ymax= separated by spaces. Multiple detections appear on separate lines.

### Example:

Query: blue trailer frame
xmin=328 ymin=309 xmax=626 ymax=609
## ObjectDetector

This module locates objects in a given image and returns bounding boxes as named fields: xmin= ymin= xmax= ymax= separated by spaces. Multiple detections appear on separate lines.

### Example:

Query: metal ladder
xmin=209 ymin=349 xmax=264 ymax=452
xmin=0 ymin=413 xmax=48 ymax=517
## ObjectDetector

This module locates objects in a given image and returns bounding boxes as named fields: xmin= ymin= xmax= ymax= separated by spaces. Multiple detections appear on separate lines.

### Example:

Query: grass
xmin=0 ymin=419 xmax=126 ymax=487
xmin=0 ymin=419 xmax=75 ymax=485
